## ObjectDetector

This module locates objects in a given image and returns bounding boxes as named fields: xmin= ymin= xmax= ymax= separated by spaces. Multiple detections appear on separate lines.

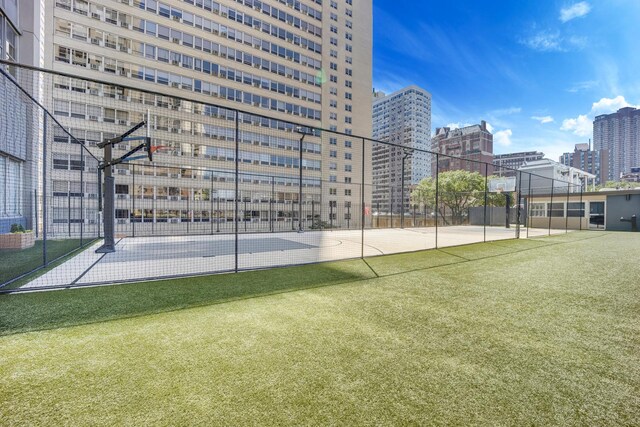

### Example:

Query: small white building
xmin=518 ymin=159 xmax=596 ymax=194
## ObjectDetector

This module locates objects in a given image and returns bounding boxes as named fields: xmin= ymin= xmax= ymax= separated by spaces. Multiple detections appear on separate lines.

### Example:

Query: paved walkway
xmin=22 ymin=226 xmax=566 ymax=289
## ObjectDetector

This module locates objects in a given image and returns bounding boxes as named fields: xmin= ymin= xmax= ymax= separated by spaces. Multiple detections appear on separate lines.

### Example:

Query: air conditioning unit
xmin=117 ymin=219 xmax=128 ymax=224
xmin=172 ymin=38 xmax=180 ymax=44
xmin=88 ymin=115 xmax=99 ymax=121
xmin=116 ymin=194 xmax=129 ymax=199
xmin=91 ymin=13 xmax=101 ymax=19
xmin=117 ymin=120 xmax=128 ymax=125
xmin=170 ymin=196 xmax=180 ymax=201
xmin=169 ymin=218 xmax=180 ymax=223
xmin=91 ymin=38 xmax=101 ymax=45
xmin=170 ymin=173 xmax=179 ymax=178
xmin=117 ymin=169 xmax=129 ymax=175
xmin=87 ymin=193 xmax=97 ymax=199
xmin=88 ymin=219 xmax=96 ymax=224
xmin=89 ymin=89 xmax=99 ymax=95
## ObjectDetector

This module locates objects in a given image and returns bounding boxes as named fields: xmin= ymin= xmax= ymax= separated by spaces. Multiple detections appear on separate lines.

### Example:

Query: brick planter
xmin=0 ymin=232 xmax=35 ymax=250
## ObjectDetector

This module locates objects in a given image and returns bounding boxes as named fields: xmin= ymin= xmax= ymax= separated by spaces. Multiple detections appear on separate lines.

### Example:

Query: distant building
xmin=372 ymin=85 xmax=432 ymax=214
xmin=518 ymin=159 xmax=596 ymax=194
xmin=559 ymin=143 xmax=608 ymax=186
xmin=1 ymin=1 xmax=44 ymax=233
xmin=594 ymin=107 xmax=640 ymax=181
xmin=431 ymin=121 xmax=493 ymax=175
xmin=493 ymin=151 xmax=545 ymax=177
xmin=621 ymin=167 xmax=640 ymax=183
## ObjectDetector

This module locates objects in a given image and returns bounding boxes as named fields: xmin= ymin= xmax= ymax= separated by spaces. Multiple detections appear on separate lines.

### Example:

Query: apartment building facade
xmin=493 ymin=151 xmax=544 ymax=177
xmin=0 ymin=0 xmax=45 ymax=232
xmin=39 ymin=0 xmax=372 ymax=234
xmin=559 ymin=143 xmax=608 ymax=186
xmin=593 ymin=107 xmax=640 ymax=181
xmin=431 ymin=121 xmax=493 ymax=175
xmin=371 ymin=85 xmax=431 ymax=214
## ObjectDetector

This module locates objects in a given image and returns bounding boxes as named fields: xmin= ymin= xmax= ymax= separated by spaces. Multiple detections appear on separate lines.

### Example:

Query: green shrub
xmin=10 ymin=224 xmax=26 ymax=233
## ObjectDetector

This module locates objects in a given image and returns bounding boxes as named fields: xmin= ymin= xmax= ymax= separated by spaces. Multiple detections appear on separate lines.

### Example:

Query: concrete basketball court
xmin=22 ymin=226 xmax=567 ymax=289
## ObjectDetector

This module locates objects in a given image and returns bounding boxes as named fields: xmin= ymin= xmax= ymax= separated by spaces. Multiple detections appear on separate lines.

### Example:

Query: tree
xmin=596 ymin=181 xmax=635 ymax=191
xmin=411 ymin=170 xmax=510 ymax=225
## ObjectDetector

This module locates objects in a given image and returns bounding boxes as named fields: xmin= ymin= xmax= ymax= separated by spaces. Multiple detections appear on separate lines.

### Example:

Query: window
xmin=548 ymin=202 xmax=564 ymax=217
xmin=330 ymin=150 xmax=337 ymax=158
xmin=345 ymin=165 xmax=352 ymax=172
xmin=345 ymin=153 xmax=352 ymax=160
xmin=329 ymin=188 xmax=337 ymax=195
xmin=530 ymin=203 xmax=545 ymax=217
xmin=567 ymin=202 xmax=585 ymax=217
xmin=329 ymin=137 xmax=337 ymax=145
xmin=345 ymin=189 xmax=351 ymax=196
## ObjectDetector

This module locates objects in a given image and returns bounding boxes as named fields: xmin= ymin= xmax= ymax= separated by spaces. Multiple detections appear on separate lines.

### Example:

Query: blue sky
xmin=373 ymin=0 xmax=640 ymax=160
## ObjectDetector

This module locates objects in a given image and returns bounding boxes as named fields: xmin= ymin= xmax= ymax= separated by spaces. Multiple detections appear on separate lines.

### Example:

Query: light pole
xmin=295 ymin=127 xmax=313 ymax=233
xmin=400 ymin=149 xmax=414 ymax=229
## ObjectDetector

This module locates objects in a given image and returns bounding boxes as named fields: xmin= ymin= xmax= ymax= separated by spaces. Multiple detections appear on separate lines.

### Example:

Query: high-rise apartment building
xmin=0 ymin=0 xmax=44 ymax=232
xmin=40 ymin=0 xmax=372 ymax=232
xmin=559 ymin=143 xmax=608 ymax=185
xmin=594 ymin=107 xmax=640 ymax=181
xmin=431 ymin=121 xmax=493 ymax=175
xmin=371 ymin=85 xmax=431 ymax=213
xmin=493 ymin=151 xmax=544 ymax=177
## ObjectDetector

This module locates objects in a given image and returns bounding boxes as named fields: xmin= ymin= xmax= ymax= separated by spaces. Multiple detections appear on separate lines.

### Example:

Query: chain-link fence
xmin=0 ymin=61 xmax=590 ymax=292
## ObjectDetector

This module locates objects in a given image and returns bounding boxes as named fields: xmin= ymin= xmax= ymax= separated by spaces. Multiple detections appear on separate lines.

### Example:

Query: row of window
xmin=52 ymin=76 xmax=322 ymax=137
xmin=136 ymin=0 xmax=323 ymax=48
xmin=227 ymin=0 xmax=322 ymax=22
xmin=530 ymin=202 xmax=586 ymax=218
xmin=57 ymin=19 xmax=321 ymax=88
xmin=56 ymin=46 xmax=322 ymax=120
xmin=52 ymin=148 xmax=321 ymax=171
xmin=58 ymin=0 xmax=323 ymax=69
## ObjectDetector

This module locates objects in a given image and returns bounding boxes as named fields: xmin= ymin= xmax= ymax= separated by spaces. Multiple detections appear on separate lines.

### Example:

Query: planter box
xmin=0 ymin=232 xmax=35 ymax=250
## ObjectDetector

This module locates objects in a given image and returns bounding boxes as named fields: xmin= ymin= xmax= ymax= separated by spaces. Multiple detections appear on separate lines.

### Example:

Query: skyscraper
xmin=593 ymin=107 xmax=640 ymax=181
xmin=39 ymin=0 xmax=372 ymax=231
xmin=371 ymin=85 xmax=431 ymax=214
xmin=431 ymin=121 xmax=493 ymax=175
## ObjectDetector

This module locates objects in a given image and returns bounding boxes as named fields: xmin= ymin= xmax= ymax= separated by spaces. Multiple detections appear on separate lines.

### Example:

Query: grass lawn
xmin=0 ymin=232 xmax=638 ymax=425
xmin=0 ymin=239 xmax=93 ymax=288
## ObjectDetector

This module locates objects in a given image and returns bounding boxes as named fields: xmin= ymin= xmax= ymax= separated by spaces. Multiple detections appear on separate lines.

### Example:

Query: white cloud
xmin=494 ymin=129 xmax=513 ymax=147
xmin=560 ymin=96 xmax=639 ymax=138
xmin=567 ymin=80 xmax=597 ymax=93
xmin=522 ymin=31 xmax=563 ymax=52
xmin=521 ymin=31 xmax=588 ymax=53
xmin=591 ymin=96 xmax=638 ymax=115
xmin=531 ymin=116 xmax=554 ymax=124
xmin=560 ymin=2 xmax=592 ymax=23
xmin=560 ymin=115 xmax=591 ymax=137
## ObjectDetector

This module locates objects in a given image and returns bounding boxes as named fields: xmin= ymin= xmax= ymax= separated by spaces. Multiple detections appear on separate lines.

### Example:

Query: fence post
xmin=527 ymin=173 xmax=532 ymax=238
xmin=579 ymin=184 xmax=584 ymax=231
xmin=565 ymin=182 xmax=571 ymax=233
xmin=483 ymin=163 xmax=488 ymax=242
xmin=435 ymin=153 xmax=439 ymax=249
xmin=234 ymin=111 xmax=239 ymax=273
xmin=390 ymin=186 xmax=394 ymax=229
xmin=270 ymin=176 xmax=274 ymax=232
xmin=80 ymin=142 xmax=84 ymax=246
xmin=34 ymin=189 xmax=39 ymax=238
xmin=132 ymin=164 xmax=136 ymax=238
xmin=42 ymin=113 xmax=48 ymax=266
xmin=516 ymin=170 xmax=522 ymax=239
xmin=361 ymin=138 xmax=365 ymax=259
xmin=548 ymin=179 xmax=554 ymax=236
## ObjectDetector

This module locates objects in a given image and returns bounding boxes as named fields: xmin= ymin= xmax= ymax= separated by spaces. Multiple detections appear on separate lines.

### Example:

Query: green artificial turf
xmin=1 ymin=231 xmax=639 ymax=425
xmin=0 ymin=239 xmax=92 ymax=288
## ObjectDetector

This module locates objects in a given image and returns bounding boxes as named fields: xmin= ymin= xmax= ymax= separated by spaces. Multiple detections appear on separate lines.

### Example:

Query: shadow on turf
xmin=0 ymin=232 xmax=609 ymax=336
